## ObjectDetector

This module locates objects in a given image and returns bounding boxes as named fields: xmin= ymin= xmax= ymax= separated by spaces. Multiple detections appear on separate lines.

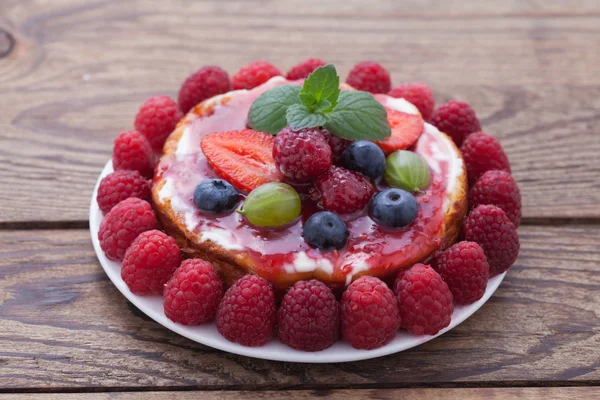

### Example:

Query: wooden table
xmin=1 ymin=1 xmax=599 ymax=399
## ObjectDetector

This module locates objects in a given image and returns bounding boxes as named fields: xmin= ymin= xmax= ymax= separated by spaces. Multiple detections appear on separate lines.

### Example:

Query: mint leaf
xmin=299 ymin=92 xmax=317 ymax=109
xmin=286 ymin=104 xmax=326 ymax=130
xmin=324 ymin=91 xmax=391 ymax=140
xmin=314 ymin=99 xmax=332 ymax=113
xmin=248 ymin=85 xmax=301 ymax=134
xmin=301 ymin=64 xmax=340 ymax=108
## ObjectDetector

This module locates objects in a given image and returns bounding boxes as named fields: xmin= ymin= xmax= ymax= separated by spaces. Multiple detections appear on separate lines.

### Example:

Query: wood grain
xmin=1 ymin=387 xmax=600 ymax=400
xmin=1 ymin=0 xmax=600 ymax=224
xmin=0 ymin=226 xmax=599 ymax=391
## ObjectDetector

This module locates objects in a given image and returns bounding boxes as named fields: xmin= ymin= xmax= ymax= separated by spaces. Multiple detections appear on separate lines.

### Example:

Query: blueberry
xmin=370 ymin=188 xmax=418 ymax=228
xmin=342 ymin=140 xmax=386 ymax=179
xmin=193 ymin=179 xmax=239 ymax=214
xmin=303 ymin=211 xmax=349 ymax=250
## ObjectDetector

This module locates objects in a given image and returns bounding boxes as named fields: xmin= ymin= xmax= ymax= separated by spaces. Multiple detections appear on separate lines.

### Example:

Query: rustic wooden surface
xmin=1 ymin=0 xmax=599 ymax=398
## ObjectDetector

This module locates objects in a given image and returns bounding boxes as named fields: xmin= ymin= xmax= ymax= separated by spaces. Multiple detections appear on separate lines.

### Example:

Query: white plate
xmin=90 ymin=160 xmax=506 ymax=363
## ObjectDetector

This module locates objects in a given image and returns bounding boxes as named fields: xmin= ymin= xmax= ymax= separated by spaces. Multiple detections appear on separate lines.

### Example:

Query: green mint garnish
xmin=247 ymin=64 xmax=390 ymax=140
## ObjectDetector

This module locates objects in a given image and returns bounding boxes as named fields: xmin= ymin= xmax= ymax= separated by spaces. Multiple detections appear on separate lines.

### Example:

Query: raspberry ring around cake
xmin=152 ymin=77 xmax=468 ymax=288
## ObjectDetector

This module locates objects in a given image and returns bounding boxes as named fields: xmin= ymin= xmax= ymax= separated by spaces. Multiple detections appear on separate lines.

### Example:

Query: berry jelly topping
xmin=154 ymin=77 xmax=461 ymax=287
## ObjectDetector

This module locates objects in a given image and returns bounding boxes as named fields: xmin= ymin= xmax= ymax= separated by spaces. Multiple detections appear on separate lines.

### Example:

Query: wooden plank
xmin=1 ymin=387 xmax=600 ymax=400
xmin=1 ymin=0 xmax=600 ymax=223
xmin=0 ymin=226 xmax=599 ymax=390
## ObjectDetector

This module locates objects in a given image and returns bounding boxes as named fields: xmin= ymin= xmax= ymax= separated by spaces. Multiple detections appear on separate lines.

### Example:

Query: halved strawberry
xmin=201 ymin=129 xmax=283 ymax=193
xmin=376 ymin=109 xmax=424 ymax=154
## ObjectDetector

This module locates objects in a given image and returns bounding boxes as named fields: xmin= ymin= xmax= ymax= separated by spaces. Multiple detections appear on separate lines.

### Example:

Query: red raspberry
xmin=112 ymin=130 xmax=155 ymax=178
xmin=461 ymin=132 xmax=511 ymax=186
xmin=278 ymin=279 xmax=339 ymax=351
xmin=317 ymin=167 xmax=374 ymax=214
xmin=341 ymin=276 xmax=400 ymax=349
xmin=163 ymin=259 xmax=223 ymax=325
xmin=394 ymin=263 xmax=454 ymax=335
xmin=96 ymin=170 xmax=151 ymax=214
xmin=321 ymin=129 xmax=351 ymax=163
xmin=469 ymin=170 xmax=521 ymax=227
xmin=216 ymin=275 xmax=276 ymax=346
xmin=430 ymin=101 xmax=481 ymax=147
xmin=273 ymin=127 xmax=332 ymax=182
xmin=121 ymin=230 xmax=181 ymax=295
xmin=134 ymin=95 xmax=183 ymax=151
xmin=432 ymin=242 xmax=490 ymax=305
xmin=345 ymin=61 xmax=391 ymax=94
xmin=98 ymin=198 xmax=157 ymax=261
xmin=178 ymin=66 xmax=231 ymax=114
xmin=389 ymin=82 xmax=435 ymax=121
xmin=232 ymin=61 xmax=282 ymax=90
xmin=464 ymin=205 xmax=520 ymax=276
xmin=286 ymin=58 xmax=327 ymax=80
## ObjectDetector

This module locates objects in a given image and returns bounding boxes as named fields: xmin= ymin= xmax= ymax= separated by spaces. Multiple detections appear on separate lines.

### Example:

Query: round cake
xmin=152 ymin=77 xmax=467 ymax=288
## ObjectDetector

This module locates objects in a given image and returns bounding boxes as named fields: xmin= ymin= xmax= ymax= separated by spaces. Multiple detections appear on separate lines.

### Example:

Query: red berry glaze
xmin=163 ymin=259 xmax=223 ymax=325
xmin=216 ymin=275 xmax=277 ymax=346
xmin=112 ymin=130 xmax=155 ymax=178
xmin=464 ymin=205 xmax=520 ymax=276
xmin=232 ymin=61 xmax=282 ymax=90
xmin=286 ymin=58 xmax=327 ymax=80
xmin=430 ymin=101 xmax=481 ymax=147
xmin=121 ymin=230 xmax=181 ymax=295
xmin=134 ymin=95 xmax=183 ymax=151
xmin=278 ymin=279 xmax=340 ymax=351
xmin=394 ymin=263 xmax=454 ymax=335
xmin=389 ymin=82 xmax=435 ymax=121
xmin=321 ymin=128 xmax=351 ymax=163
xmin=201 ymin=129 xmax=283 ymax=193
xmin=469 ymin=170 xmax=521 ymax=227
xmin=316 ymin=167 xmax=374 ymax=214
xmin=345 ymin=61 xmax=391 ymax=94
xmin=432 ymin=242 xmax=490 ymax=305
xmin=376 ymin=109 xmax=425 ymax=154
xmin=96 ymin=170 xmax=151 ymax=215
xmin=461 ymin=132 xmax=512 ymax=186
xmin=98 ymin=198 xmax=158 ymax=261
xmin=273 ymin=127 xmax=332 ymax=182
xmin=341 ymin=276 xmax=401 ymax=350
xmin=178 ymin=66 xmax=231 ymax=114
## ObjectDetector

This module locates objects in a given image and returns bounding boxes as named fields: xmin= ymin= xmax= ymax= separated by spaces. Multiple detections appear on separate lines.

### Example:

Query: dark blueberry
xmin=370 ymin=188 xmax=418 ymax=228
xmin=341 ymin=140 xmax=386 ymax=179
xmin=303 ymin=211 xmax=349 ymax=250
xmin=193 ymin=179 xmax=239 ymax=214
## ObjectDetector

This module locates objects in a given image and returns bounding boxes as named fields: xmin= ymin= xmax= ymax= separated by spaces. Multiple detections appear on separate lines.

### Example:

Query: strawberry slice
xmin=201 ymin=129 xmax=283 ymax=193
xmin=376 ymin=108 xmax=425 ymax=154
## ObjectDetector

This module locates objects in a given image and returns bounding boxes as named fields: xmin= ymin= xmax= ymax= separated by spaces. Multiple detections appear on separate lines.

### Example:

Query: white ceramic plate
xmin=90 ymin=160 xmax=506 ymax=363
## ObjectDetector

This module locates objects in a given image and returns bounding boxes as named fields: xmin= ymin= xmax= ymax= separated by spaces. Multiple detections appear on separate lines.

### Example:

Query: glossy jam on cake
xmin=153 ymin=77 xmax=466 ymax=287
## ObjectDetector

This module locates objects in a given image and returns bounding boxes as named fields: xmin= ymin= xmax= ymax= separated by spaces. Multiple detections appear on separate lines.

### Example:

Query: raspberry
xmin=112 ymin=130 xmax=155 ymax=178
xmin=463 ymin=205 xmax=520 ymax=276
xmin=321 ymin=129 xmax=351 ymax=163
xmin=430 ymin=101 xmax=481 ymax=147
xmin=216 ymin=275 xmax=276 ymax=346
xmin=341 ymin=276 xmax=400 ymax=349
xmin=232 ymin=61 xmax=282 ymax=90
xmin=121 ymin=230 xmax=181 ymax=295
xmin=388 ymin=82 xmax=435 ymax=121
xmin=394 ymin=263 xmax=454 ymax=335
xmin=278 ymin=279 xmax=340 ymax=351
xmin=178 ymin=66 xmax=231 ymax=114
xmin=345 ymin=61 xmax=391 ymax=94
xmin=432 ymin=242 xmax=490 ymax=305
xmin=134 ymin=95 xmax=183 ymax=151
xmin=317 ymin=167 xmax=374 ymax=214
xmin=469 ymin=170 xmax=521 ymax=227
xmin=98 ymin=198 xmax=157 ymax=261
xmin=163 ymin=259 xmax=223 ymax=325
xmin=97 ymin=170 xmax=151 ymax=214
xmin=461 ymin=132 xmax=512 ymax=186
xmin=286 ymin=58 xmax=327 ymax=80
xmin=273 ymin=127 xmax=332 ymax=182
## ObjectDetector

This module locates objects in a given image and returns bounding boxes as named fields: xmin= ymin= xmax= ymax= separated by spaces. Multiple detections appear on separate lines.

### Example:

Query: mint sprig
xmin=247 ymin=65 xmax=390 ymax=140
